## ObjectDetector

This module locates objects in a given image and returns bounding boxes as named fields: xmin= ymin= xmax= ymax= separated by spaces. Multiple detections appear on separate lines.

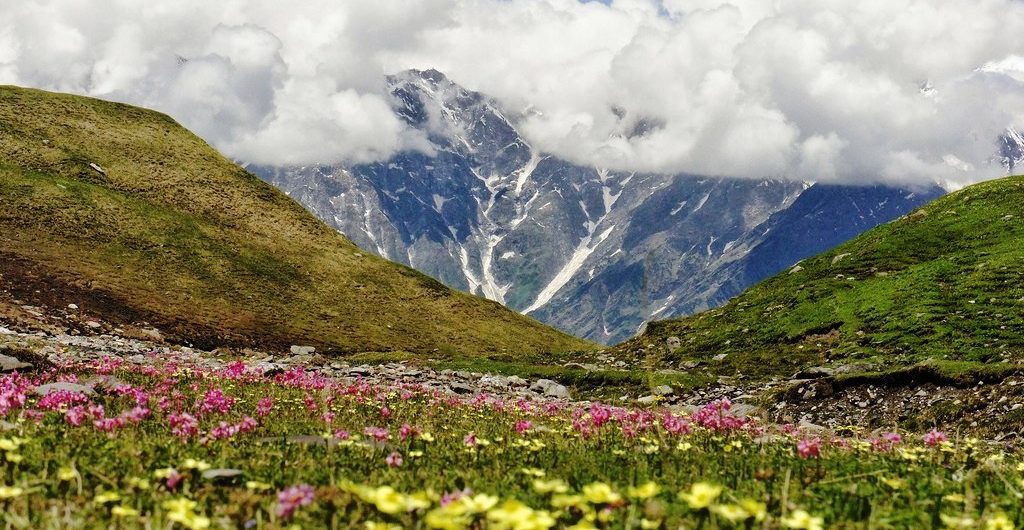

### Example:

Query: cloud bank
xmin=2 ymin=0 xmax=1024 ymax=186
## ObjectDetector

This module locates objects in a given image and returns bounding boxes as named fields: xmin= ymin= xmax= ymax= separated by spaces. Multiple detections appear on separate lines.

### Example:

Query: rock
xmin=85 ymin=375 xmax=130 ymax=393
xmin=712 ymin=353 xmax=728 ymax=361
xmin=789 ymin=265 xmax=804 ymax=274
xmin=729 ymin=404 xmax=762 ymax=418
xmin=637 ymin=395 xmax=659 ymax=405
xmin=67 ymin=304 xmax=78 ymax=310
xmin=33 ymin=382 xmax=96 ymax=397
xmin=85 ymin=321 xmax=102 ymax=329
xmin=449 ymin=382 xmax=475 ymax=395
xmin=791 ymin=366 xmax=835 ymax=380
xmin=0 ymin=354 xmax=31 ymax=372
xmin=529 ymin=379 xmax=570 ymax=399
xmin=480 ymin=375 xmax=510 ymax=387
xmin=652 ymin=385 xmax=674 ymax=396
xmin=88 ymin=162 xmax=107 ymax=175
xmin=798 ymin=420 xmax=828 ymax=433
xmin=831 ymin=253 xmax=851 ymax=265
xmin=348 ymin=365 xmax=372 ymax=376
xmin=666 ymin=336 xmax=682 ymax=352
xmin=139 ymin=328 xmax=164 ymax=342
xmin=202 ymin=468 xmax=244 ymax=484
xmin=290 ymin=345 xmax=316 ymax=356
xmin=506 ymin=376 xmax=528 ymax=387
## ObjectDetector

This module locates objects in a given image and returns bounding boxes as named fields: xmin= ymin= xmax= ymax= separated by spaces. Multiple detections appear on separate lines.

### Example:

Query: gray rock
xmin=529 ymin=379 xmax=570 ymax=399
xmin=666 ymin=336 xmax=682 ymax=352
xmin=791 ymin=366 xmax=835 ymax=380
xmin=652 ymin=385 xmax=674 ymax=396
xmin=85 ymin=321 xmax=102 ymax=329
xmin=506 ymin=376 xmax=528 ymax=387
xmin=637 ymin=395 xmax=659 ymax=405
xmin=290 ymin=345 xmax=316 ymax=356
xmin=0 ymin=354 xmax=30 ymax=372
xmin=202 ymin=468 xmax=244 ymax=484
xmin=449 ymin=382 xmax=475 ymax=395
xmin=33 ymin=382 xmax=96 ymax=397
xmin=712 ymin=353 xmax=728 ymax=361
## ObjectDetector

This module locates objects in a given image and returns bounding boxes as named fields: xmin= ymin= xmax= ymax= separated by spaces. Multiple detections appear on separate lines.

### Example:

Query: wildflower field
xmin=1 ymin=355 xmax=1022 ymax=529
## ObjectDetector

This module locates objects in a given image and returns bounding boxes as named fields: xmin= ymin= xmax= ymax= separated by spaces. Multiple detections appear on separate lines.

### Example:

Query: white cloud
xmin=2 ymin=0 xmax=1023 ymax=186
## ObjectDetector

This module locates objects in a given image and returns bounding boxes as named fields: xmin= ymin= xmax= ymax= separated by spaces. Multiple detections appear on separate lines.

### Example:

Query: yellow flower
xmin=5 ymin=453 xmax=22 ymax=463
xmin=880 ymin=477 xmax=905 ymax=490
xmin=486 ymin=500 xmax=555 ymax=530
xmin=627 ymin=482 xmax=661 ymax=500
xmin=520 ymin=468 xmax=546 ymax=478
xmin=162 ymin=498 xmax=211 ymax=530
xmin=582 ymin=482 xmax=622 ymax=505
xmin=365 ymin=522 xmax=402 ymax=530
xmin=676 ymin=442 xmax=693 ymax=452
xmin=181 ymin=459 xmax=211 ymax=471
xmin=639 ymin=519 xmax=661 ymax=529
xmin=678 ymin=483 xmax=722 ymax=510
xmin=461 ymin=493 xmax=499 ymax=513
xmin=246 ymin=481 xmax=272 ymax=491
xmin=711 ymin=503 xmax=750 ymax=523
xmin=94 ymin=491 xmax=122 ymax=504
xmin=566 ymin=521 xmax=598 ymax=530
xmin=0 ymin=486 xmax=24 ymax=499
xmin=781 ymin=509 xmax=824 ymax=530
xmin=409 ymin=450 xmax=424 ymax=457
xmin=420 ymin=432 xmax=435 ymax=442
xmin=111 ymin=505 xmax=139 ymax=517
xmin=940 ymin=514 xmax=977 ymax=529
xmin=0 ymin=438 xmax=22 ymax=451
xmin=58 ymin=467 xmax=78 ymax=481
xmin=987 ymin=514 xmax=1014 ymax=530
xmin=532 ymin=479 xmax=569 ymax=494
xmin=942 ymin=494 xmax=964 ymax=503
xmin=738 ymin=499 xmax=767 ymax=522
xmin=550 ymin=494 xmax=586 ymax=509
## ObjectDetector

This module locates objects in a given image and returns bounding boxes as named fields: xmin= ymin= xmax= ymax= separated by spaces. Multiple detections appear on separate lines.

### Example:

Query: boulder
xmin=33 ymin=382 xmax=96 ymax=397
xmin=289 ymin=345 xmax=316 ymax=356
xmin=529 ymin=379 xmax=570 ymax=399
xmin=652 ymin=385 xmax=674 ymax=396
xmin=0 ymin=354 xmax=30 ymax=373
xmin=666 ymin=336 xmax=682 ymax=352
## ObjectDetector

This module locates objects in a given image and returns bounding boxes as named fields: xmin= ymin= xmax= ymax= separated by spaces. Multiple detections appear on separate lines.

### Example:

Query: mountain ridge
xmin=256 ymin=69 xmax=945 ymax=343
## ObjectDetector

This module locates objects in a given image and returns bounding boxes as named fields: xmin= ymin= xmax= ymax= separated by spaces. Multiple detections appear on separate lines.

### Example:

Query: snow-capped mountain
xmin=253 ymin=69 xmax=944 ymax=344
xmin=1000 ymin=128 xmax=1024 ymax=173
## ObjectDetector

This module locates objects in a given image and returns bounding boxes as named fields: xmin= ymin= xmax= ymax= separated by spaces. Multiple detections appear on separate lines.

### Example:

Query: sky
xmin=2 ymin=0 xmax=1024 ymax=187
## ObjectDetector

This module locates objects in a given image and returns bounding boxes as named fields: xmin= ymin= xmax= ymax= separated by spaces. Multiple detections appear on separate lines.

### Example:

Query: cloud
xmin=2 ymin=0 xmax=1024 ymax=186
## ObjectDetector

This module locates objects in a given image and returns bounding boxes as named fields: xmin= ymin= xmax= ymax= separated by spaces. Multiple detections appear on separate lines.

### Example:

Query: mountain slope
xmin=257 ymin=69 xmax=943 ymax=344
xmin=617 ymin=175 xmax=1024 ymax=379
xmin=0 ymin=85 xmax=595 ymax=356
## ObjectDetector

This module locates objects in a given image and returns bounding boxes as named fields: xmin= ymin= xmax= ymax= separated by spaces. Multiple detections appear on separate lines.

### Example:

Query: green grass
xmin=617 ymin=176 xmax=1024 ymax=381
xmin=0 ymin=85 xmax=596 ymax=357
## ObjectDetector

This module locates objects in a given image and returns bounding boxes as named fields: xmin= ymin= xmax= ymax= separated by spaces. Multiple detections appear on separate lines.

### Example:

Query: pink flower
xmin=276 ymin=484 xmax=315 ymax=519
xmin=65 ymin=406 xmax=89 ymax=426
xmin=255 ymin=397 xmax=273 ymax=417
xmin=167 ymin=412 xmax=200 ymax=440
xmin=923 ymin=429 xmax=948 ymax=447
xmin=399 ymin=423 xmax=418 ymax=441
xmin=463 ymin=433 xmax=478 ymax=447
xmin=386 ymin=451 xmax=403 ymax=468
xmin=515 ymin=420 xmax=534 ymax=434
xmin=380 ymin=406 xmax=391 ymax=419
xmin=364 ymin=426 xmax=390 ymax=442
xmin=197 ymin=388 xmax=235 ymax=416
xmin=165 ymin=469 xmax=183 ymax=490
xmin=797 ymin=438 xmax=821 ymax=459
xmin=333 ymin=429 xmax=350 ymax=441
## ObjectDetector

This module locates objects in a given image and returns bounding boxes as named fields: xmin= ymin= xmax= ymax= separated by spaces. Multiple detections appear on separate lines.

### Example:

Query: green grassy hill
xmin=0 ymin=85 xmax=595 ymax=356
xmin=617 ymin=175 xmax=1024 ymax=379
